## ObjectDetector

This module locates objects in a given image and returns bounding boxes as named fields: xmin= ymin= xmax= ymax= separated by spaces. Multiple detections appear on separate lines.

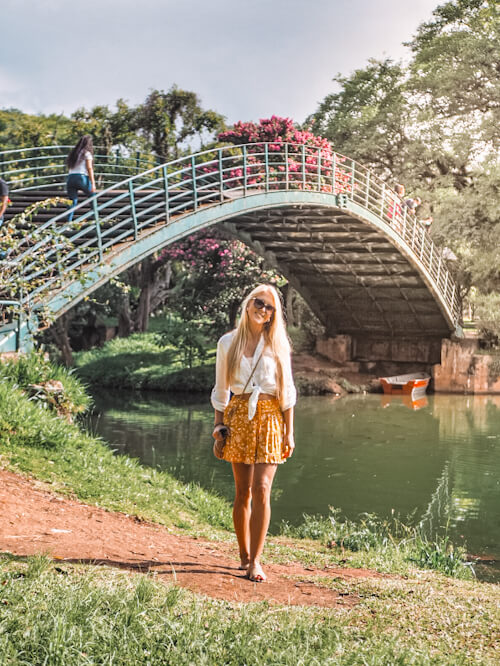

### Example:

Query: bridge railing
xmin=0 ymin=145 xmax=158 ymax=192
xmin=0 ymin=143 xmax=460 ymax=327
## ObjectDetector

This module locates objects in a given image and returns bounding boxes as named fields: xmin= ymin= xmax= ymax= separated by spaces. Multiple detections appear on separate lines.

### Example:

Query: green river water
xmin=91 ymin=391 xmax=500 ymax=581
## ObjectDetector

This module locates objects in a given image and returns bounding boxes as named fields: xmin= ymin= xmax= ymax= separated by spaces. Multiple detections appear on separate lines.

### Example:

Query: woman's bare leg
xmin=248 ymin=463 xmax=278 ymax=580
xmin=231 ymin=463 xmax=254 ymax=568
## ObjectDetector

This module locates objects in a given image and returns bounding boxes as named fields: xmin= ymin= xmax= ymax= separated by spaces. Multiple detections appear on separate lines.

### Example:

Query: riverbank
xmin=1 ymin=354 xmax=499 ymax=663
xmin=73 ymin=333 xmax=378 ymax=396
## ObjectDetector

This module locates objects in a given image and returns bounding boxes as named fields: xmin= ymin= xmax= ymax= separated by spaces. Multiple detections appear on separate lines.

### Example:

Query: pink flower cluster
xmin=208 ymin=115 xmax=358 ymax=193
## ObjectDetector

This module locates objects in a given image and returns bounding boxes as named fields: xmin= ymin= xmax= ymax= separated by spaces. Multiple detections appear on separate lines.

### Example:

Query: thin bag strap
xmin=225 ymin=351 xmax=264 ymax=424
xmin=242 ymin=351 xmax=263 ymax=394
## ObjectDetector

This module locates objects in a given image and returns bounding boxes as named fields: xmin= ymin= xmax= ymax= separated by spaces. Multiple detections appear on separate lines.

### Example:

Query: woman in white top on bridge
xmin=66 ymin=135 xmax=96 ymax=222
xmin=211 ymin=284 xmax=296 ymax=582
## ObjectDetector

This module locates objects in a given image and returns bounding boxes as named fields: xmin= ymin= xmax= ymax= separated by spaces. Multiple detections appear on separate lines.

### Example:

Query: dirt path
xmin=0 ymin=468 xmax=384 ymax=608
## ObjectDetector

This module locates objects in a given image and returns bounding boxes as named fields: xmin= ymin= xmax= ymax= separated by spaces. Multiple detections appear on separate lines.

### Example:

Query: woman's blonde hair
xmin=226 ymin=284 xmax=292 ymax=402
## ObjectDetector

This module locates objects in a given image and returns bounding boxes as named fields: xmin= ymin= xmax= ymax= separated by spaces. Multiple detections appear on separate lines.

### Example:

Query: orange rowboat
xmin=379 ymin=372 xmax=430 ymax=398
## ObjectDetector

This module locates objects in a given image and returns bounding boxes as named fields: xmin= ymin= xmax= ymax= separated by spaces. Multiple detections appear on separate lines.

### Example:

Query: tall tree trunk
xmin=284 ymin=284 xmax=295 ymax=327
xmin=117 ymin=291 xmax=133 ymax=337
xmin=134 ymin=257 xmax=154 ymax=332
xmin=50 ymin=315 xmax=74 ymax=367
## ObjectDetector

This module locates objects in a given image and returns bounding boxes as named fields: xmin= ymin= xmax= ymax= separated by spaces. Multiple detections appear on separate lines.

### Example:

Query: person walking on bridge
xmin=0 ymin=178 xmax=9 ymax=228
xmin=0 ymin=178 xmax=10 ymax=260
xmin=211 ymin=284 xmax=296 ymax=583
xmin=66 ymin=135 xmax=96 ymax=222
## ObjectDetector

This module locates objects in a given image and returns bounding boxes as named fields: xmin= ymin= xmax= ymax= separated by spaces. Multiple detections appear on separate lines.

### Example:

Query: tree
xmin=309 ymin=1 xmax=500 ymax=340
xmin=160 ymin=231 xmax=280 ymax=337
xmin=71 ymin=100 xmax=138 ymax=154
xmin=309 ymin=60 xmax=410 ymax=177
xmin=0 ymin=109 xmax=75 ymax=152
xmin=136 ymin=86 xmax=225 ymax=162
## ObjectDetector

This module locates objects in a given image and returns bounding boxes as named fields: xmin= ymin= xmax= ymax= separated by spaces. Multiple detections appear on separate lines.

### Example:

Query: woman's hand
xmin=283 ymin=432 xmax=295 ymax=458
xmin=212 ymin=424 xmax=228 ymax=441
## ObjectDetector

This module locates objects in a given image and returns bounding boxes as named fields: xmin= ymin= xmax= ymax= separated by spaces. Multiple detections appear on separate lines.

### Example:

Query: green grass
xmin=73 ymin=333 xmax=216 ymax=392
xmin=0 ymin=554 xmax=498 ymax=665
xmin=279 ymin=510 xmax=474 ymax=580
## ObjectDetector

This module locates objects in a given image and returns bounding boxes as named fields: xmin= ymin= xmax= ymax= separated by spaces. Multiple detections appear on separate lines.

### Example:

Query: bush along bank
xmin=73 ymin=333 xmax=215 ymax=393
xmin=1 ymin=352 xmax=499 ymax=664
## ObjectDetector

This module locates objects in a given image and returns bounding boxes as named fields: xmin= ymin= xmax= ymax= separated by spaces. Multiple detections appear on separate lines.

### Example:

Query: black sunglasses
xmin=252 ymin=297 xmax=275 ymax=313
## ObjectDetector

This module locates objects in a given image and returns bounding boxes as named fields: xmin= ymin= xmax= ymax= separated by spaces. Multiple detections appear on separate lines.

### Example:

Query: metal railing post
xmin=129 ymin=180 xmax=139 ymax=238
xmin=332 ymin=152 xmax=337 ymax=193
xmin=380 ymin=183 xmax=386 ymax=218
xmin=285 ymin=144 xmax=289 ymax=190
xmin=365 ymin=171 xmax=370 ymax=208
xmin=92 ymin=197 xmax=103 ymax=261
xmin=243 ymin=145 xmax=248 ymax=195
xmin=350 ymin=160 xmax=355 ymax=200
xmin=302 ymin=144 xmax=306 ymax=190
xmin=191 ymin=155 xmax=198 ymax=210
xmin=265 ymin=144 xmax=269 ymax=192
xmin=218 ymin=149 xmax=224 ymax=202
xmin=317 ymin=147 xmax=321 ymax=191
xmin=162 ymin=166 xmax=170 ymax=224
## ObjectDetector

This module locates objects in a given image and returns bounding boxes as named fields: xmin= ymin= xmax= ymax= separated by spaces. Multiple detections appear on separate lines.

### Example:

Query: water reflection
xmin=90 ymin=390 xmax=500 ymax=580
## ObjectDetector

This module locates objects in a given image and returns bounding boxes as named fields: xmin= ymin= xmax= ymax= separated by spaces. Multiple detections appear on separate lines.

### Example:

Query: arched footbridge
xmin=0 ymin=144 xmax=462 ymax=358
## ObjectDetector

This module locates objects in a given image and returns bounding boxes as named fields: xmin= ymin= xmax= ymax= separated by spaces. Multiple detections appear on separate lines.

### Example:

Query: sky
xmin=0 ymin=0 xmax=440 ymax=125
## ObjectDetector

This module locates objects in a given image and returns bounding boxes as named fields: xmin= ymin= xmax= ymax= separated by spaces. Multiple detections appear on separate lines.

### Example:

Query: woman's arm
xmin=212 ymin=409 xmax=226 ymax=440
xmin=211 ymin=336 xmax=231 ymax=440
xmin=282 ymin=406 xmax=295 ymax=458
xmin=85 ymin=157 xmax=96 ymax=192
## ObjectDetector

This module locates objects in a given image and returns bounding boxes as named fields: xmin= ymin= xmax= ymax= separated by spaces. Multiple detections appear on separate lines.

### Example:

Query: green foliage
xmin=161 ymin=231 xmax=281 ymax=336
xmin=280 ymin=508 xmax=474 ymax=580
xmin=309 ymin=0 xmax=500 ymax=339
xmin=471 ymin=292 xmax=500 ymax=347
xmin=412 ymin=535 xmax=473 ymax=579
xmin=0 ymin=108 xmax=75 ymax=151
xmin=0 ymin=351 xmax=89 ymax=417
xmin=0 ymin=381 xmax=83 ymax=449
xmin=0 ymin=197 xmax=90 ymax=326
xmin=310 ymin=59 xmax=408 ymax=176
xmin=74 ymin=331 xmax=215 ymax=392
xmin=71 ymin=98 xmax=138 ymax=153
xmin=156 ymin=315 xmax=210 ymax=369
xmin=136 ymin=85 xmax=225 ymax=161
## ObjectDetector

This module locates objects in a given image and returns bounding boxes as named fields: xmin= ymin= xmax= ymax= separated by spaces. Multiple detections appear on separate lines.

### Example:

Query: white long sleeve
xmin=211 ymin=331 xmax=296 ymax=419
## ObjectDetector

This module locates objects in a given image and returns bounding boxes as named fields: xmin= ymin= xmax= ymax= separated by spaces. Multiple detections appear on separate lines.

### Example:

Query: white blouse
xmin=211 ymin=330 xmax=297 ymax=420
xmin=68 ymin=151 xmax=93 ymax=176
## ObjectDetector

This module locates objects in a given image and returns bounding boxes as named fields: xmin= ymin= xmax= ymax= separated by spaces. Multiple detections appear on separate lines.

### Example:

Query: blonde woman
xmin=211 ymin=284 xmax=296 ymax=582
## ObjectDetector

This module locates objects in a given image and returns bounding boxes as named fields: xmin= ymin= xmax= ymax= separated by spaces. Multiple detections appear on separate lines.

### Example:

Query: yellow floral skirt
xmin=223 ymin=395 xmax=286 ymax=465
